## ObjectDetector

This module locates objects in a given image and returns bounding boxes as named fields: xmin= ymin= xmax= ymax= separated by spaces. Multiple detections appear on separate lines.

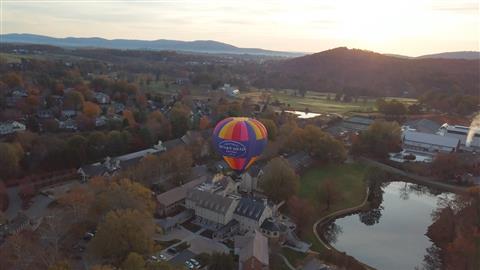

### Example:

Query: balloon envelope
xmin=213 ymin=117 xmax=268 ymax=173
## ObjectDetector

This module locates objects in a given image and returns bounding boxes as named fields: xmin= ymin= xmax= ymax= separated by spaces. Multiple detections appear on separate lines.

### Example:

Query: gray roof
xmin=186 ymin=189 xmax=236 ymax=214
xmin=260 ymin=218 xmax=280 ymax=232
xmin=236 ymin=231 xmax=269 ymax=266
xmin=287 ymin=151 xmax=312 ymax=170
xmin=79 ymin=163 xmax=109 ymax=177
xmin=234 ymin=197 xmax=266 ymax=221
xmin=344 ymin=116 xmax=374 ymax=126
xmin=163 ymin=138 xmax=185 ymax=151
xmin=403 ymin=131 xmax=460 ymax=148
xmin=157 ymin=176 xmax=207 ymax=207
xmin=405 ymin=119 xmax=441 ymax=134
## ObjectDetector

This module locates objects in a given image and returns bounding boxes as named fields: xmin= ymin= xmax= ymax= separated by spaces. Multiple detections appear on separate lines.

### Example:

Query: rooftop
xmin=186 ymin=189 xmax=237 ymax=214
xmin=234 ymin=197 xmax=266 ymax=221
xmin=403 ymin=130 xmax=460 ymax=148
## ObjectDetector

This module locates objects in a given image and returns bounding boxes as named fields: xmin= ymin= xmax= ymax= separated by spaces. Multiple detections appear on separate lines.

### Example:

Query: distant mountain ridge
xmin=417 ymin=51 xmax=480 ymax=60
xmin=0 ymin=33 xmax=303 ymax=57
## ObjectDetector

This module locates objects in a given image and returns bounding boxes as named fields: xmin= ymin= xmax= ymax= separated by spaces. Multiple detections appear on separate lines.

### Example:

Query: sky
xmin=1 ymin=0 xmax=479 ymax=56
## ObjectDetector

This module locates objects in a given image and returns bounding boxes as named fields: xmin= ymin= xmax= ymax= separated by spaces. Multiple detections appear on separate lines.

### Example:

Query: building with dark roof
xmin=233 ymin=197 xmax=272 ymax=233
xmin=404 ymin=119 xmax=441 ymax=134
xmin=286 ymin=152 xmax=312 ymax=172
xmin=156 ymin=176 xmax=207 ymax=216
xmin=185 ymin=189 xmax=239 ymax=225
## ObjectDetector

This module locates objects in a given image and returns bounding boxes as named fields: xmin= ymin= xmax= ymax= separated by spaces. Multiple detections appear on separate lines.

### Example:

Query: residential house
xmin=58 ymin=118 xmax=78 ymax=131
xmin=402 ymin=130 xmax=460 ymax=155
xmin=78 ymin=141 xmax=166 ymax=181
xmin=235 ymin=230 xmax=269 ymax=270
xmin=94 ymin=92 xmax=111 ymax=105
xmin=0 ymin=121 xmax=26 ymax=135
xmin=36 ymin=109 xmax=53 ymax=119
xmin=221 ymin=84 xmax=240 ymax=97
xmin=61 ymin=110 xmax=77 ymax=118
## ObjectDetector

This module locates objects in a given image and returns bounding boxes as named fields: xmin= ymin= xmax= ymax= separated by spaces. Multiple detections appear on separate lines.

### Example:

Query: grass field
xmin=297 ymin=163 xmax=369 ymax=252
xmin=241 ymin=89 xmax=417 ymax=115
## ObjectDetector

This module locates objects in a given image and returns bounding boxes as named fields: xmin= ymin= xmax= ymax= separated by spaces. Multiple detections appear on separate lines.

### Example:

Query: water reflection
xmin=324 ymin=181 xmax=453 ymax=270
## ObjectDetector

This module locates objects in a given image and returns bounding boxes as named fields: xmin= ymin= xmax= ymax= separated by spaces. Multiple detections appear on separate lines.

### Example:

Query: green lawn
xmin=241 ymin=89 xmax=417 ymax=115
xmin=280 ymin=247 xmax=308 ymax=267
xmin=297 ymin=163 xmax=369 ymax=252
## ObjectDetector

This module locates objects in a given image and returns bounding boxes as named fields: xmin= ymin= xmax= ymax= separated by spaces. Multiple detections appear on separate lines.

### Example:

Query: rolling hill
xmin=255 ymin=47 xmax=480 ymax=97
xmin=0 ymin=33 xmax=303 ymax=57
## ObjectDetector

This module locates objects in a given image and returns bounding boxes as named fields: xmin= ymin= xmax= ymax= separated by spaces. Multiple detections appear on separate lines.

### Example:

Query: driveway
xmin=24 ymin=194 xmax=54 ymax=219
xmin=188 ymin=235 xmax=230 ymax=254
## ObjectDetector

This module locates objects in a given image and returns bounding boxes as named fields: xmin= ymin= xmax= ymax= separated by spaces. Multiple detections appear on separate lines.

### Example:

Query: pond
xmin=284 ymin=110 xmax=321 ymax=119
xmin=324 ymin=181 xmax=453 ymax=270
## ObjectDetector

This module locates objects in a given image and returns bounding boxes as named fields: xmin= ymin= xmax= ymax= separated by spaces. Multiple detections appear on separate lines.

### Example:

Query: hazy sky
xmin=1 ymin=0 xmax=479 ymax=56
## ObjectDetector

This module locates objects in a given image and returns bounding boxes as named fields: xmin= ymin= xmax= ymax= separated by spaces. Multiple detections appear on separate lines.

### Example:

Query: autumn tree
xmin=316 ymin=179 xmax=341 ymax=211
xmin=287 ymin=195 xmax=314 ymax=236
xmin=123 ymin=109 xmax=137 ymax=128
xmin=66 ymin=135 xmax=88 ymax=167
xmin=2 ymin=72 xmax=23 ymax=88
xmin=260 ymin=157 xmax=299 ymax=203
xmin=170 ymin=103 xmax=191 ymax=137
xmin=430 ymin=153 xmax=465 ymax=181
xmin=83 ymin=101 xmax=101 ymax=118
xmin=86 ymin=132 xmax=107 ymax=161
xmin=58 ymin=186 xmax=94 ymax=223
xmin=259 ymin=118 xmax=277 ymax=141
xmin=121 ymin=252 xmax=146 ymax=270
xmin=90 ymin=178 xmax=155 ymax=220
xmin=351 ymin=120 xmax=401 ymax=159
xmin=146 ymin=111 xmax=172 ymax=141
xmin=88 ymin=209 xmax=155 ymax=262
xmin=198 ymin=116 xmax=210 ymax=130
xmin=48 ymin=261 xmax=72 ymax=270
xmin=286 ymin=125 xmax=346 ymax=163
xmin=0 ymin=142 xmax=24 ymax=180
xmin=159 ymin=146 xmax=193 ymax=185
xmin=120 ymin=155 xmax=163 ymax=186
xmin=64 ymin=90 xmax=84 ymax=111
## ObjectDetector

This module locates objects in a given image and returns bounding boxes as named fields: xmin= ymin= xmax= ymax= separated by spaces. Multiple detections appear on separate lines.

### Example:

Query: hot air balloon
xmin=213 ymin=117 xmax=268 ymax=174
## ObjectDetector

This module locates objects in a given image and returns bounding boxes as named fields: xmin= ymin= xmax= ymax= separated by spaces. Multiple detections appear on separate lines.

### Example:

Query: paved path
xmin=278 ymin=254 xmax=296 ymax=270
xmin=358 ymin=157 xmax=469 ymax=194
xmin=311 ymin=187 xmax=375 ymax=270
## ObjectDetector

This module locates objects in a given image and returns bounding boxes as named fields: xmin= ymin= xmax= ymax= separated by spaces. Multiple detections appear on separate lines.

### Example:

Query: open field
xmin=297 ymin=163 xmax=369 ymax=252
xmin=241 ymin=89 xmax=417 ymax=115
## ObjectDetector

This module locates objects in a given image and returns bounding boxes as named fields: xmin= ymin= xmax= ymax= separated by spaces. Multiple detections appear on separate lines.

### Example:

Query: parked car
xmin=83 ymin=232 xmax=94 ymax=241
xmin=185 ymin=261 xmax=194 ymax=269
xmin=190 ymin=258 xmax=200 ymax=267
xmin=158 ymin=254 xmax=166 ymax=261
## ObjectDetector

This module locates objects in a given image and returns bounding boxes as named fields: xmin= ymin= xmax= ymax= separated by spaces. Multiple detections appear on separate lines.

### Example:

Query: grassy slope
xmin=298 ymin=163 xmax=368 ymax=252
xmin=241 ymin=90 xmax=417 ymax=114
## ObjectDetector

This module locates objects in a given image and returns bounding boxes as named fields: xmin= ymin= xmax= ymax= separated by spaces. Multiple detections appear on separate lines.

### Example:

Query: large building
xmin=235 ymin=231 xmax=269 ymax=270
xmin=402 ymin=130 xmax=460 ymax=155
xmin=186 ymin=189 xmax=239 ymax=226
xmin=438 ymin=124 xmax=480 ymax=149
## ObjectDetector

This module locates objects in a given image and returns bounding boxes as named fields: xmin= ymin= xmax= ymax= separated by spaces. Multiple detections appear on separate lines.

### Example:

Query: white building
xmin=438 ymin=124 xmax=480 ymax=149
xmin=233 ymin=197 xmax=272 ymax=233
xmin=402 ymin=130 xmax=460 ymax=155
xmin=185 ymin=189 xmax=239 ymax=225
xmin=0 ymin=121 xmax=26 ymax=135
xmin=221 ymin=84 xmax=240 ymax=97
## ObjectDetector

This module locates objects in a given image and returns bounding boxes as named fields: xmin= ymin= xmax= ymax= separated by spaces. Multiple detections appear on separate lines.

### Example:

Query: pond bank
xmin=358 ymin=157 xmax=469 ymax=194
